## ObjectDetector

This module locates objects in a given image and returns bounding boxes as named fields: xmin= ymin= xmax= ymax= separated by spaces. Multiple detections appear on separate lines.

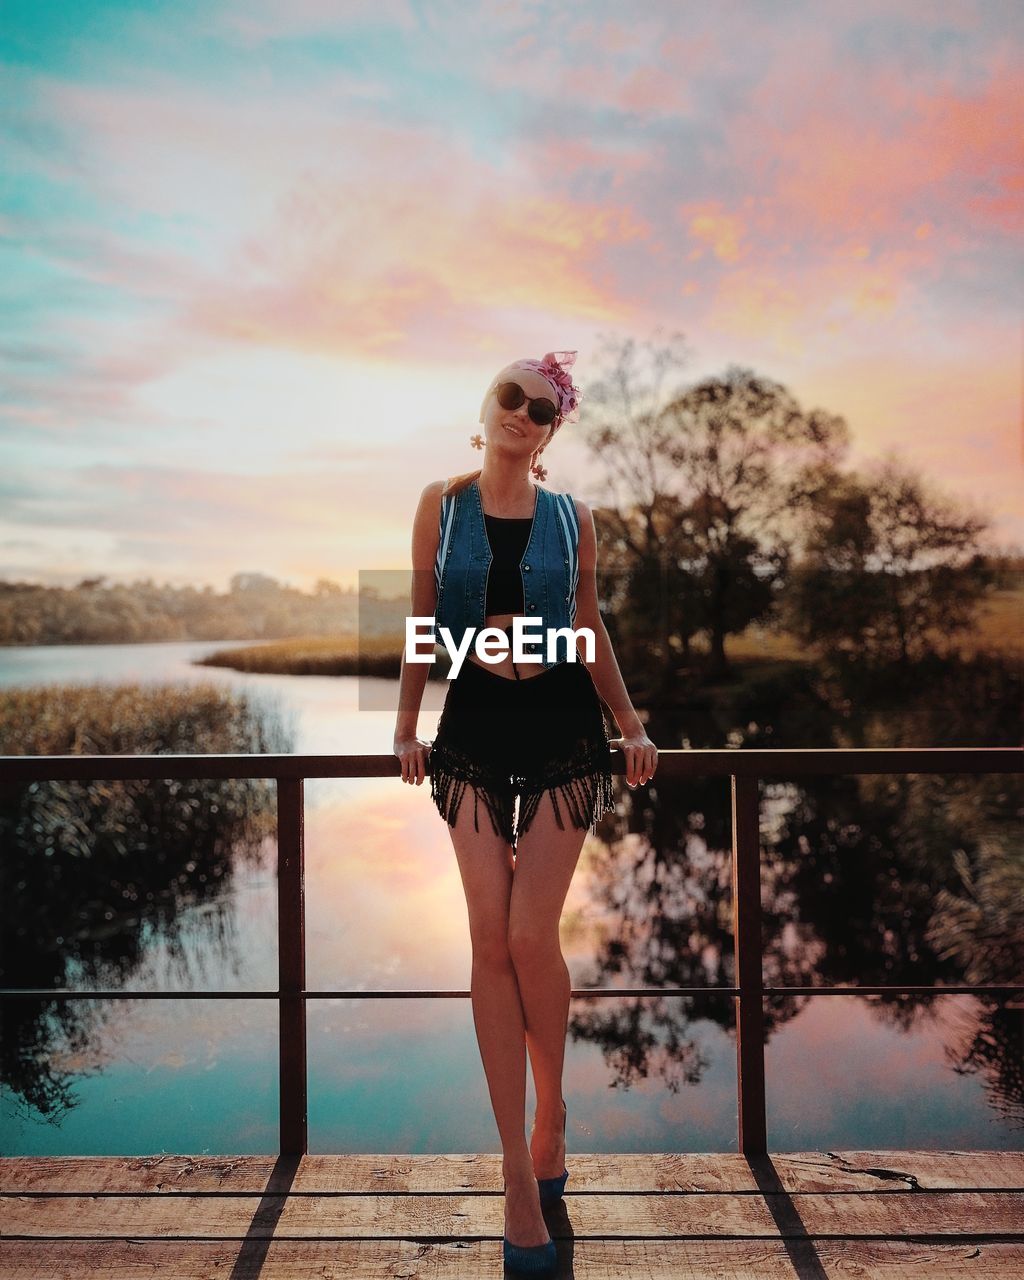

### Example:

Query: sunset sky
xmin=2 ymin=0 xmax=1022 ymax=590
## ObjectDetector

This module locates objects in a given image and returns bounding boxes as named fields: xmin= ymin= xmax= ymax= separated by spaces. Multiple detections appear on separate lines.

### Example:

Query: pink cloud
xmin=179 ymin=132 xmax=653 ymax=362
xmin=43 ymin=54 xmax=642 ymax=312
xmin=6 ymin=0 xmax=1020 ymax=574
xmin=520 ymin=135 xmax=656 ymax=188
xmin=10 ymin=72 xmax=654 ymax=382
xmin=733 ymin=53 xmax=1024 ymax=242
xmin=615 ymin=63 xmax=697 ymax=119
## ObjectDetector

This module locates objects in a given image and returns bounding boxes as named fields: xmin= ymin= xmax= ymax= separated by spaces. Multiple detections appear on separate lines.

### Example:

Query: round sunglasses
xmin=492 ymin=380 xmax=558 ymax=427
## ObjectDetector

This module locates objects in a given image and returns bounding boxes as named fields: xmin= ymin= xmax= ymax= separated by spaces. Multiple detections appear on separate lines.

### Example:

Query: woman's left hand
xmin=608 ymin=729 xmax=659 ymax=788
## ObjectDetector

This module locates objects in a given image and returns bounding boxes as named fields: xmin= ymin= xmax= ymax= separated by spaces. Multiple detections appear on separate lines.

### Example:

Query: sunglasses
xmin=492 ymin=380 xmax=559 ymax=427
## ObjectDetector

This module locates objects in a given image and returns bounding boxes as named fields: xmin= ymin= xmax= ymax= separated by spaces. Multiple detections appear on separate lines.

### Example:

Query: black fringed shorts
xmin=428 ymin=655 xmax=616 ymax=849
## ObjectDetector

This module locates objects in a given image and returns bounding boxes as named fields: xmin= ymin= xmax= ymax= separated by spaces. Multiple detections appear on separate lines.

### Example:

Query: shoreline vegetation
xmin=190 ymin=584 xmax=1023 ymax=682
xmin=193 ymin=632 xmax=451 ymax=679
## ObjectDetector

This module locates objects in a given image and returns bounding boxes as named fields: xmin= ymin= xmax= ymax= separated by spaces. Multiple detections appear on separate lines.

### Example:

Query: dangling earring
xmin=531 ymin=451 xmax=548 ymax=482
xmin=470 ymin=433 xmax=484 ymax=450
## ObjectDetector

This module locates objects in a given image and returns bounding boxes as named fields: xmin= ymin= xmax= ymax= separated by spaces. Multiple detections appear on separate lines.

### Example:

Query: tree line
xmin=0 ymin=572 xmax=358 ymax=646
xmin=1 ymin=336 xmax=1018 ymax=666
xmin=581 ymin=333 xmax=1019 ymax=695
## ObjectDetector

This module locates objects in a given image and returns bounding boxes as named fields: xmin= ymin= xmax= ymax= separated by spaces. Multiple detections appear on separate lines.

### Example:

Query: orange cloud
xmin=793 ymin=333 xmax=1022 ymax=538
xmin=682 ymin=203 xmax=750 ymax=264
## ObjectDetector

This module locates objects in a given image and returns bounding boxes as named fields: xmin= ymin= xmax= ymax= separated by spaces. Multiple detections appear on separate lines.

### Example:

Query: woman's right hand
xmin=394 ymin=734 xmax=433 ymax=785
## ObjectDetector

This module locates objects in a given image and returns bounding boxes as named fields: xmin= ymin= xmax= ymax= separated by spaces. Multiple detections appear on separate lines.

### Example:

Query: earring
xmin=470 ymin=433 xmax=484 ymax=450
xmin=531 ymin=453 xmax=548 ymax=482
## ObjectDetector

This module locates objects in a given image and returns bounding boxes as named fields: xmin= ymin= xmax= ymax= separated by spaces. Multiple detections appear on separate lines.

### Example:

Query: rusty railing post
xmin=277 ymin=777 xmax=307 ymax=1155
xmin=731 ymin=773 xmax=767 ymax=1154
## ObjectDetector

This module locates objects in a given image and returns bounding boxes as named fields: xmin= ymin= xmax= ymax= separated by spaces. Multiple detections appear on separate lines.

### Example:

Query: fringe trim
xmin=515 ymin=733 xmax=616 ymax=840
xmin=516 ymin=765 xmax=616 ymax=840
xmin=429 ymin=741 xmax=516 ymax=846
xmin=430 ymin=731 xmax=615 ymax=847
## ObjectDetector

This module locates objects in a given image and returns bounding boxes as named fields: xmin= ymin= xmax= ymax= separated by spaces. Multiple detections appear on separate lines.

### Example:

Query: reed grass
xmin=0 ymin=681 xmax=295 ymax=1122
xmin=0 ymin=680 xmax=292 ymax=867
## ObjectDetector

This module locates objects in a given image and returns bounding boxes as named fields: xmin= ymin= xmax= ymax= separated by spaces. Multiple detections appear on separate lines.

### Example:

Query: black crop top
xmin=484 ymin=515 xmax=531 ymax=614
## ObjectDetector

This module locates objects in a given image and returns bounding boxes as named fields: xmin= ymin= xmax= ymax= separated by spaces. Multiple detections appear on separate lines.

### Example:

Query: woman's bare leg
xmin=507 ymin=792 xmax=589 ymax=1182
xmin=445 ymin=792 xmax=551 ymax=1247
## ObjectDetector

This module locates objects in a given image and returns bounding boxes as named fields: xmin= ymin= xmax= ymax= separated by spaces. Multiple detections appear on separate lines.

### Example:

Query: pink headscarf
xmin=505 ymin=350 xmax=582 ymax=433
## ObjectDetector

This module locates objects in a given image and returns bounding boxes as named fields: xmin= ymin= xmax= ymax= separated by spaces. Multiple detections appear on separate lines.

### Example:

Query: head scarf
xmin=504 ymin=350 xmax=582 ymax=435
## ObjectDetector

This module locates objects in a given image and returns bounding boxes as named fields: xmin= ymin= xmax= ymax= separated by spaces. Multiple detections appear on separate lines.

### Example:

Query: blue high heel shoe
xmin=536 ymin=1097 xmax=569 ymax=1208
xmin=502 ymin=1177 xmax=558 ymax=1276
xmin=502 ymin=1233 xmax=557 ymax=1275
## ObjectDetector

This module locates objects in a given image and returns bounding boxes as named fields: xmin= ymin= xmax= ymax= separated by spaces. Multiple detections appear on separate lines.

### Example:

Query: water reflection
xmin=571 ymin=650 xmax=1023 ymax=1131
xmin=1 ymin=643 xmax=1020 ymax=1151
xmin=1 ymin=680 xmax=291 ymax=1127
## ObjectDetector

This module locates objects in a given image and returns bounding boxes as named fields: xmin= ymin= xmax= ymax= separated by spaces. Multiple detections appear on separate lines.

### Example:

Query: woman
xmin=393 ymin=350 xmax=658 ymax=1275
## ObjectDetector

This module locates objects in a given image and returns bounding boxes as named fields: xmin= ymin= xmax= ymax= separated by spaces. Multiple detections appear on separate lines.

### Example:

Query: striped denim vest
xmin=433 ymin=476 xmax=581 ymax=670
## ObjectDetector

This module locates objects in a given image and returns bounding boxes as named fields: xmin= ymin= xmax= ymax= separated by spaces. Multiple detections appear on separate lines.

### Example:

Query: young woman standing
xmin=394 ymin=351 xmax=657 ymax=1275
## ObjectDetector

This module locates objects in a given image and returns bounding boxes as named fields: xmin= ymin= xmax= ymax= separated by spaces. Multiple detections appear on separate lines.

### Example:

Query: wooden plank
xmin=792 ymin=1152 xmax=1024 ymax=1192
xmin=794 ymin=1191 xmax=1024 ymax=1238
xmin=3 ymin=1152 xmax=1023 ymax=1195
xmin=2 ymin=1238 xmax=1024 ymax=1279
xmin=3 ymin=1191 xmax=1022 ymax=1238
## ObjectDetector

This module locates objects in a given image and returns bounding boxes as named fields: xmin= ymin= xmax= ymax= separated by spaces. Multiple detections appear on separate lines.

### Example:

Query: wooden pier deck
xmin=2 ymin=1149 xmax=1022 ymax=1277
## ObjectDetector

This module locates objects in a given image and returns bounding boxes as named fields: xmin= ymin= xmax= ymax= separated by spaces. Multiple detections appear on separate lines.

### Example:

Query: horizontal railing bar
xmin=0 ymin=746 xmax=1019 ymax=783
xmin=3 ymin=984 xmax=1020 ymax=1000
xmin=764 ymin=985 xmax=1024 ymax=996
xmin=0 ymin=987 xmax=737 ymax=999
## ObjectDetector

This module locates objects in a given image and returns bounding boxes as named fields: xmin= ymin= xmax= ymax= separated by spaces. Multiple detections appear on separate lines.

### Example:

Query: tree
xmin=592 ymin=489 xmax=707 ymax=689
xmin=582 ymin=338 xmax=850 ymax=681
xmin=661 ymin=365 xmax=849 ymax=674
xmin=786 ymin=455 xmax=993 ymax=665
xmin=580 ymin=332 xmax=702 ymax=697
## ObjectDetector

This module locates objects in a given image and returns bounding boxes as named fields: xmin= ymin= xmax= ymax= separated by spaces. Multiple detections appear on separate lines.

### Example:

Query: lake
xmin=1 ymin=640 xmax=1020 ymax=1156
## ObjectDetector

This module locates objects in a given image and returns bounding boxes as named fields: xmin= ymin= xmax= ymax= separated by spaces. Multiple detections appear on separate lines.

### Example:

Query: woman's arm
xmin=573 ymin=498 xmax=658 ymax=787
xmin=394 ymin=480 xmax=444 ymax=785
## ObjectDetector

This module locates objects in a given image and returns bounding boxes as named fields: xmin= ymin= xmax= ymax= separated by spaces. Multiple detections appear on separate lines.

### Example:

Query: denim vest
xmin=433 ymin=476 xmax=581 ymax=670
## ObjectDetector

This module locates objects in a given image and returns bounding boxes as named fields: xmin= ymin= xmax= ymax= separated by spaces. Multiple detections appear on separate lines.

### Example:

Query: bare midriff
xmin=465 ymin=612 xmax=550 ymax=680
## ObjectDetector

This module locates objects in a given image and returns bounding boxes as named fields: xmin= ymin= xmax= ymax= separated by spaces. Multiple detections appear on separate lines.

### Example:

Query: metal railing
xmin=2 ymin=746 xmax=1022 ymax=1155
